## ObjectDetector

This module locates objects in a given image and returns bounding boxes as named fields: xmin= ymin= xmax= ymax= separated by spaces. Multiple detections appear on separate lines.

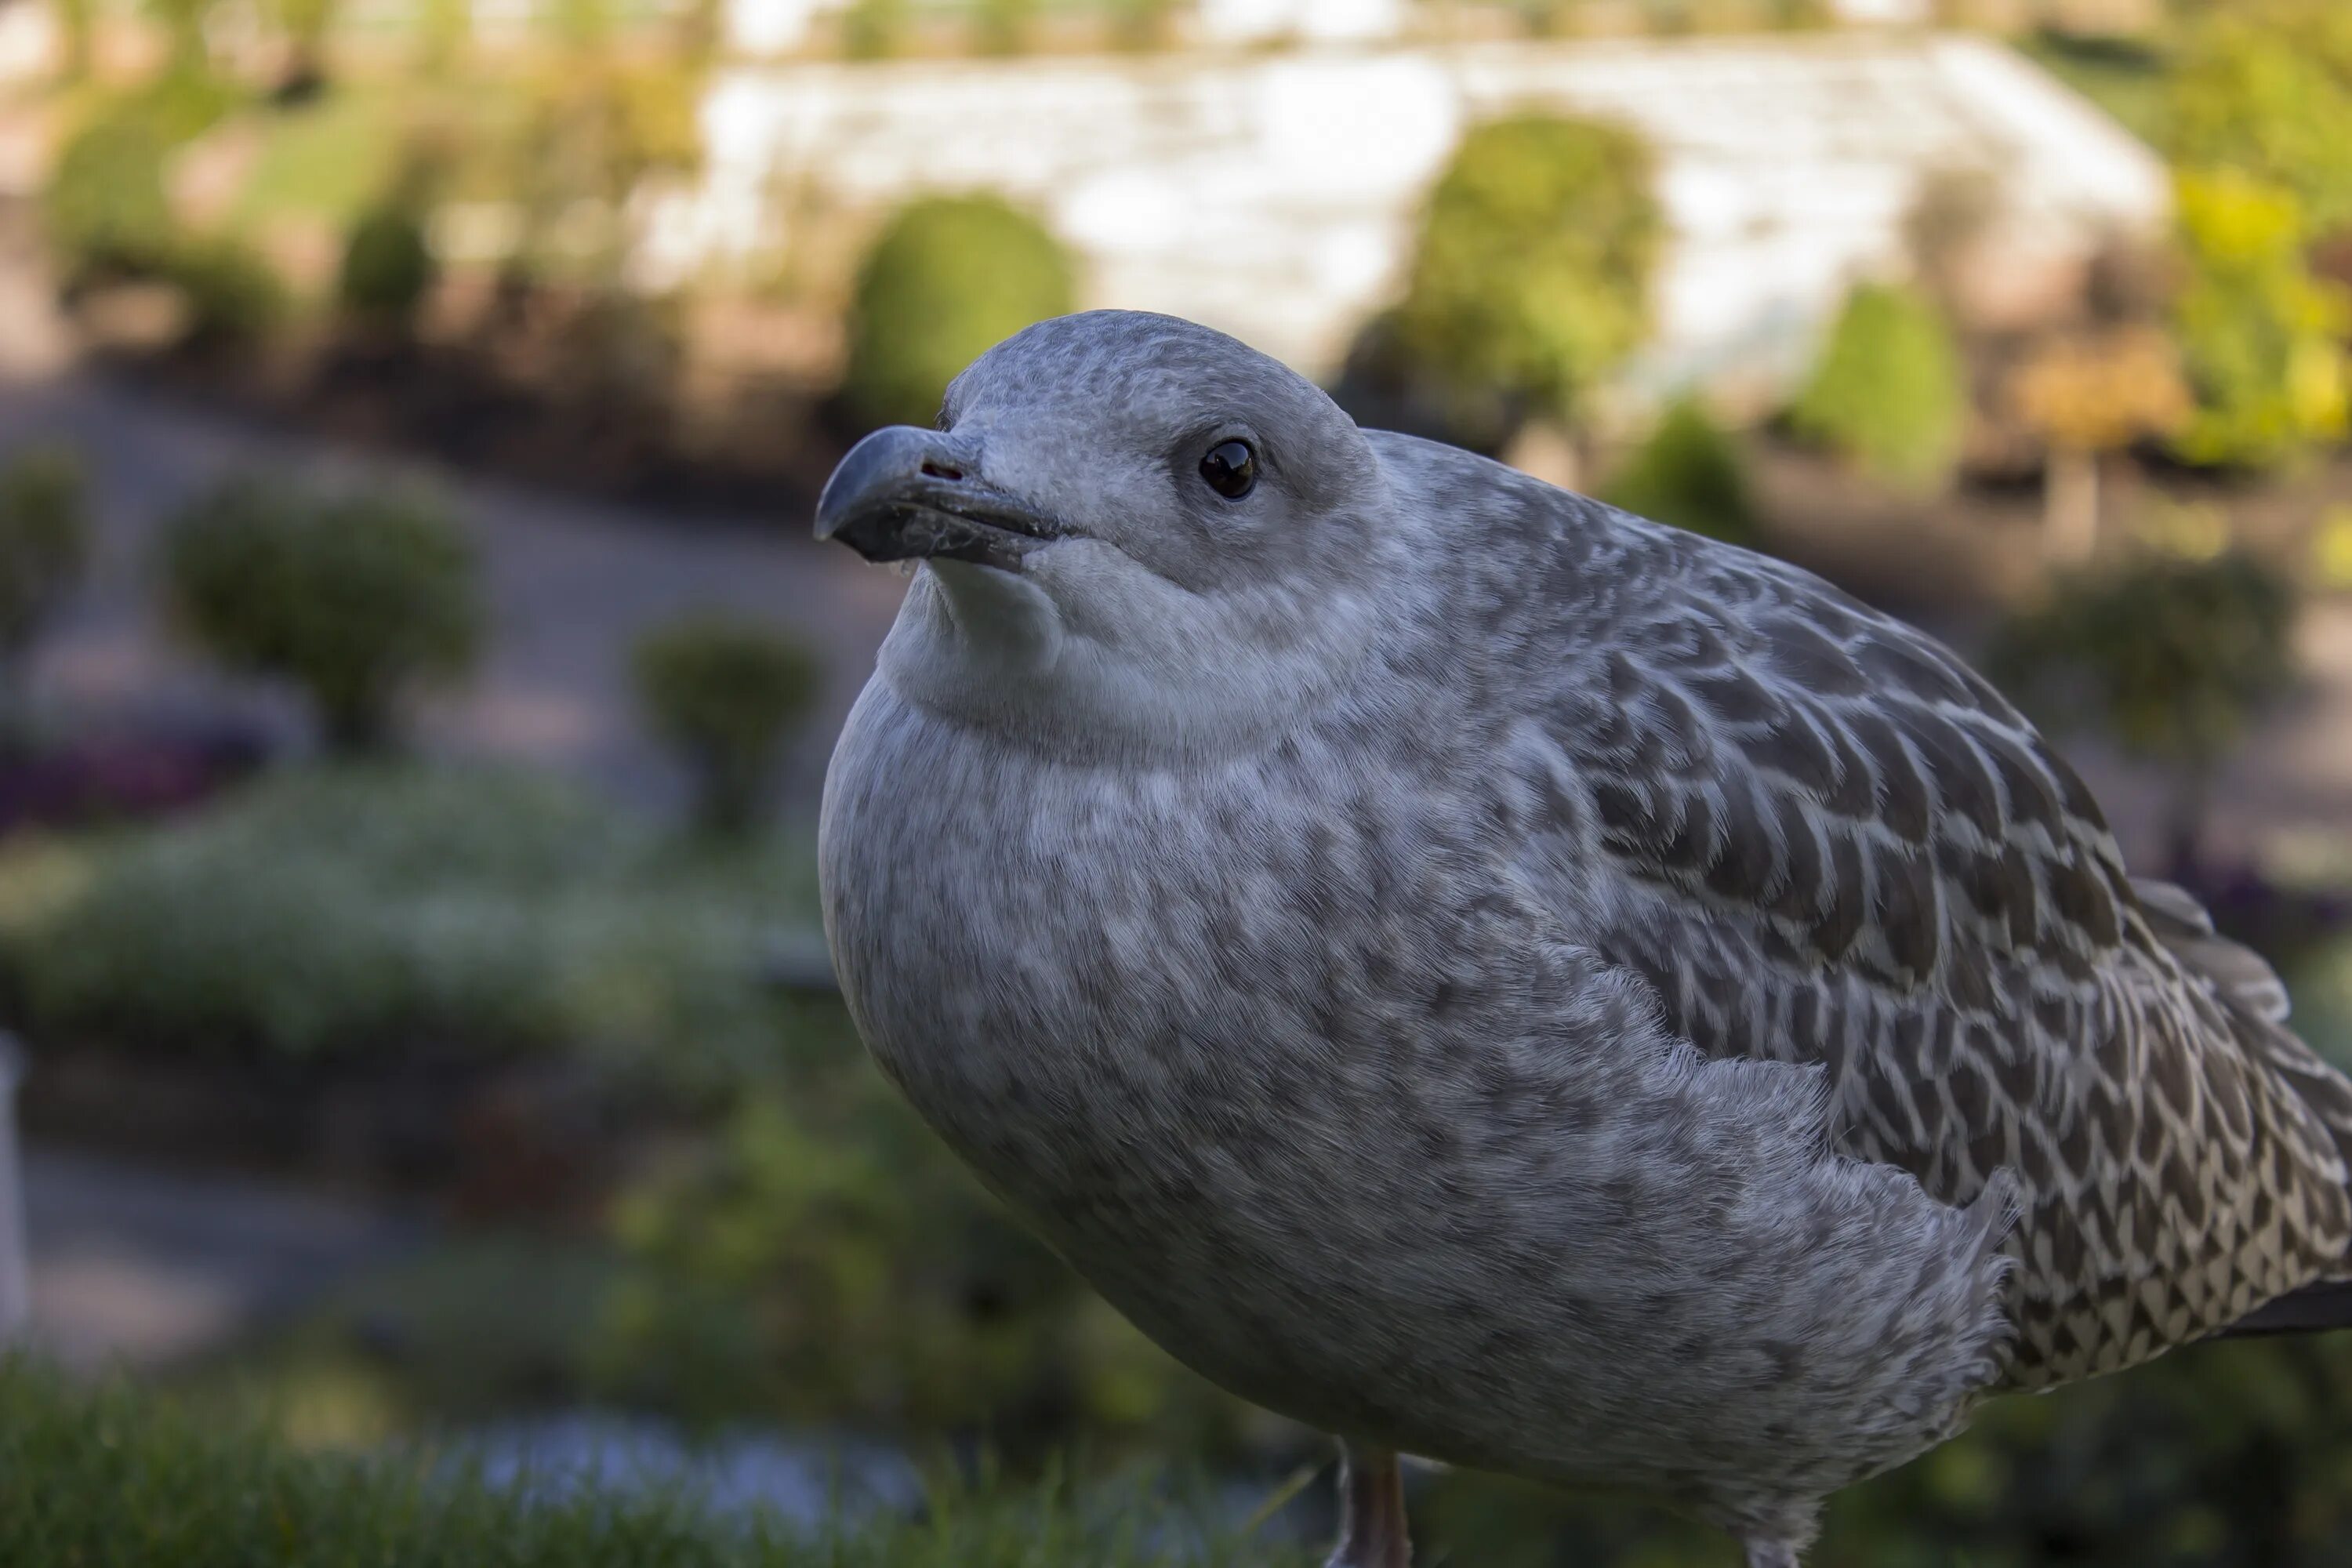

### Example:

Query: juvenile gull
xmin=814 ymin=311 xmax=2352 ymax=1567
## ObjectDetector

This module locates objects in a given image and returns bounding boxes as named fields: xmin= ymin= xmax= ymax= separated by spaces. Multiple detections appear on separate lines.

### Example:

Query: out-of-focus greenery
xmin=338 ymin=198 xmax=440 ymax=332
xmin=841 ymin=0 xmax=909 ymax=59
xmin=44 ymin=117 xmax=176 ymax=282
xmin=595 ymin=1075 xmax=1244 ymax=1454
xmin=1599 ymin=396 xmax=1756 ymax=546
xmin=162 ymin=475 xmax=482 ymax=752
xmin=633 ymin=615 xmax=821 ymax=836
xmin=1787 ymin=280 xmax=1965 ymax=491
xmin=975 ymin=0 xmax=1039 ymax=54
xmin=2168 ymin=0 xmax=2352 ymax=238
xmin=841 ymin=194 xmax=1075 ymax=431
xmin=155 ymin=235 xmax=292 ymax=353
xmin=2169 ymin=169 xmax=2350 ymax=472
xmin=1987 ymin=545 xmax=2298 ymax=869
xmin=0 ymin=766 xmax=819 ymax=1095
xmin=1389 ymin=113 xmax=1661 ymax=434
xmin=0 ymin=1357 xmax=1311 ymax=1568
xmin=1417 ymin=1332 xmax=2352 ymax=1567
xmin=0 ymin=447 xmax=91 ymax=668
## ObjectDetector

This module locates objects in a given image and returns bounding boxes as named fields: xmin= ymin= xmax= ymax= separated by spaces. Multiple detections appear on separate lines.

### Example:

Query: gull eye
xmin=1198 ymin=439 xmax=1258 ymax=500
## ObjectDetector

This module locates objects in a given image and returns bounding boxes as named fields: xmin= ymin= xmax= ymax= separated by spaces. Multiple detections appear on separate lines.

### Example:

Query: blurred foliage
xmin=0 ymin=448 xmax=90 ymax=666
xmin=155 ymin=236 xmax=292 ymax=353
xmin=1987 ymin=546 xmax=2297 ymax=868
xmin=162 ymin=475 xmax=481 ymax=752
xmin=841 ymin=0 xmax=909 ymax=59
xmin=337 ymin=199 xmax=440 ymax=332
xmin=975 ymin=0 xmax=1039 ymax=54
xmin=274 ymin=0 xmax=339 ymax=89
xmin=1418 ymin=1333 xmax=2352 ymax=1567
xmin=596 ymin=1073 xmax=1244 ymax=1454
xmin=504 ymin=61 xmax=701 ymax=285
xmin=1599 ymin=396 xmax=1756 ymax=547
xmin=1788 ymin=281 xmax=1965 ymax=491
xmin=2007 ymin=325 xmax=2190 ymax=456
xmin=2168 ymin=0 xmax=2352 ymax=238
xmin=842 ymin=195 xmax=1075 ymax=431
xmin=2169 ymin=169 xmax=2350 ymax=471
xmin=0 ymin=1358 xmax=1311 ymax=1568
xmin=0 ymin=766 xmax=818 ymax=1098
xmin=633 ymin=615 xmax=821 ymax=837
xmin=44 ymin=117 xmax=176 ymax=283
xmin=1388 ymin=114 xmax=1661 ymax=435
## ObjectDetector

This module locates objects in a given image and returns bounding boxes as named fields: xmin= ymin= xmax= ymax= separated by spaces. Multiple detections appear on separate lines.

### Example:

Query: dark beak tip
xmin=815 ymin=424 xmax=942 ymax=544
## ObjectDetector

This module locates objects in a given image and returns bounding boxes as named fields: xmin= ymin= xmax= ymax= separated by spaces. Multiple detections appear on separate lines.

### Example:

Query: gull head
xmin=816 ymin=310 xmax=1403 ymax=760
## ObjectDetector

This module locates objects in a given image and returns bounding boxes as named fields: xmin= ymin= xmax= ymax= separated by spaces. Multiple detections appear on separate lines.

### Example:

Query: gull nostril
xmin=920 ymin=460 xmax=964 ymax=481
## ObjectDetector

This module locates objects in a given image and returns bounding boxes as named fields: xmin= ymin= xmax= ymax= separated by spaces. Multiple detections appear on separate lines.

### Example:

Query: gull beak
xmin=815 ymin=426 xmax=1063 ymax=572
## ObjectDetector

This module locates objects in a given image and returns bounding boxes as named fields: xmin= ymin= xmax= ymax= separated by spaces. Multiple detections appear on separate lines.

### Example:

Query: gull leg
xmin=1740 ymin=1532 xmax=1804 ymax=1568
xmin=1326 ymin=1441 xmax=1410 ymax=1568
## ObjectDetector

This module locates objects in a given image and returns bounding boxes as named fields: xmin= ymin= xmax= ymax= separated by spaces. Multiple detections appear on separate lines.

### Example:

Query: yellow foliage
xmin=2008 ymin=326 xmax=2192 ymax=454
xmin=2314 ymin=504 xmax=2352 ymax=591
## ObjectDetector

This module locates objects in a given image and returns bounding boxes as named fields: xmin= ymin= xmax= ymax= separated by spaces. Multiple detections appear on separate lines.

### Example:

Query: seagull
xmin=813 ymin=310 xmax=2352 ymax=1567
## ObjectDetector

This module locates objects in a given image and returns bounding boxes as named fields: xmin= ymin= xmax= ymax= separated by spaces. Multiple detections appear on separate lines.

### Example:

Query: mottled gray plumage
xmin=815 ymin=311 xmax=2352 ymax=1565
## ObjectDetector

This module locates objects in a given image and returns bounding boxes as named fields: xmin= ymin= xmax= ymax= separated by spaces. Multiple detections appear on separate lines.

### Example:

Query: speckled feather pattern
xmin=816 ymin=313 xmax=2352 ymax=1553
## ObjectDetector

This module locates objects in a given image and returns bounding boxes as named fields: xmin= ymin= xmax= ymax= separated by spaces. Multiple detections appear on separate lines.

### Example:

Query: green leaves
xmin=1391 ymin=113 xmax=1661 ymax=432
xmin=1788 ymin=281 xmax=1965 ymax=492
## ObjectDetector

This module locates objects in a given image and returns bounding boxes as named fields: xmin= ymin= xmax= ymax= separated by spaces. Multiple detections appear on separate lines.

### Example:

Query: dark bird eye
xmin=1198 ymin=439 xmax=1257 ymax=499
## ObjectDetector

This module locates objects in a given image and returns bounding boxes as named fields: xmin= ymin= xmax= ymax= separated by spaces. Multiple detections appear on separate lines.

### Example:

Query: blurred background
xmin=0 ymin=0 xmax=2350 ymax=1562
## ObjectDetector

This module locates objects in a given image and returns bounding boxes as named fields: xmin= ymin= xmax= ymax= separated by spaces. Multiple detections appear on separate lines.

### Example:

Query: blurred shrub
xmin=162 ymin=476 xmax=482 ymax=752
xmin=1788 ymin=280 xmax=1964 ymax=491
xmin=0 ymin=765 xmax=817 ymax=1094
xmin=2169 ymin=169 xmax=2350 ymax=472
xmin=0 ymin=1359 xmax=1301 ymax=1568
xmin=336 ymin=201 xmax=438 ymax=332
xmin=1389 ymin=114 xmax=1661 ymax=437
xmin=632 ymin=615 xmax=820 ymax=836
xmin=2005 ymin=325 xmax=2191 ymax=558
xmin=44 ymin=118 xmax=176 ymax=282
xmin=0 ymin=448 xmax=90 ymax=666
xmin=842 ymin=195 xmax=1074 ymax=431
xmin=1599 ymin=397 xmax=1755 ymax=546
xmin=1988 ymin=546 xmax=2297 ymax=872
xmin=840 ymin=0 xmax=907 ymax=58
xmin=2168 ymin=0 xmax=2352 ymax=238
xmin=595 ymin=1076 xmax=1244 ymax=1453
xmin=154 ymin=236 xmax=291 ymax=352
xmin=974 ymin=0 xmax=1036 ymax=54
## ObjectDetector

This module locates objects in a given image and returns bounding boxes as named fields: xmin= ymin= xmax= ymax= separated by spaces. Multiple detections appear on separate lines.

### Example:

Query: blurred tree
xmin=1788 ymin=280 xmax=1965 ymax=492
xmin=841 ymin=194 xmax=1075 ymax=431
xmin=337 ymin=201 xmax=439 ymax=336
xmin=1108 ymin=0 xmax=1175 ymax=49
xmin=631 ymin=615 xmax=821 ymax=836
xmin=2168 ymin=0 xmax=2352 ymax=238
xmin=841 ymin=0 xmax=907 ymax=59
xmin=147 ymin=0 xmax=217 ymax=71
xmin=1389 ymin=113 xmax=1661 ymax=448
xmin=0 ymin=448 xmax=90 ymax=746
xmin=274 ymin=0 xmax=337 ymax=94
xmin=43 ymin=118 xmax=175 ymax=285
xmin=1599 ymin=396 xmax=1757 ymax=548
xmin=2005 ymin=325 xmax=2191 ymax=561
xmin=157 ymin=237 xmax=290 ymax=354
xmin=415 ymin=0 xmax=470 ymax=73
xmin=975 ymin=0 xmax=1037 ymax=54
xmin=1987 ymin=546 xmax=2298 ymax=878
xmin=162 ymin=477 xmax=483 ymax=753
xmin=53 ymin=0 xmax=90 ymax=78
xmin=2169 ymin=168 xmax=2350 ymax=472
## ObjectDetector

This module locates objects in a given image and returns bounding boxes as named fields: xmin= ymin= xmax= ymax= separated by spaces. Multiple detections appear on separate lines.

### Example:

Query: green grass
xmin=0 ymin=1357 xmax=1315 ymax=1567
xmin=230 ymin=85 xmax=405 ymax=230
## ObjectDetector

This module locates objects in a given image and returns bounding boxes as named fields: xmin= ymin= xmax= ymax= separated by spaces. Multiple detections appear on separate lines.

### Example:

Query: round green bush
xmin=44 ymin=118 xmax=175 ymax=282
xmin=0 ymin=447 xmax=91 ymax=659
xmin=336 ymin=202 xmax=439 ymax=330
xmin=156 ymin=237 xmax=290 ymax=352
xmin=162 ymin=476 xmax=483 ymax=752
xmin=1391 ymin=113 xmax=1662 ymax=432
xmin=1600 ymin=396 xmax=1757 ymax=547
xmin=1788 ymin=280 xmax=1965 ymax=491
xmin=632 ymin=614 xmax=821 ymax=834
xmin=840 ymin=194 xmax=1075 ymax=431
